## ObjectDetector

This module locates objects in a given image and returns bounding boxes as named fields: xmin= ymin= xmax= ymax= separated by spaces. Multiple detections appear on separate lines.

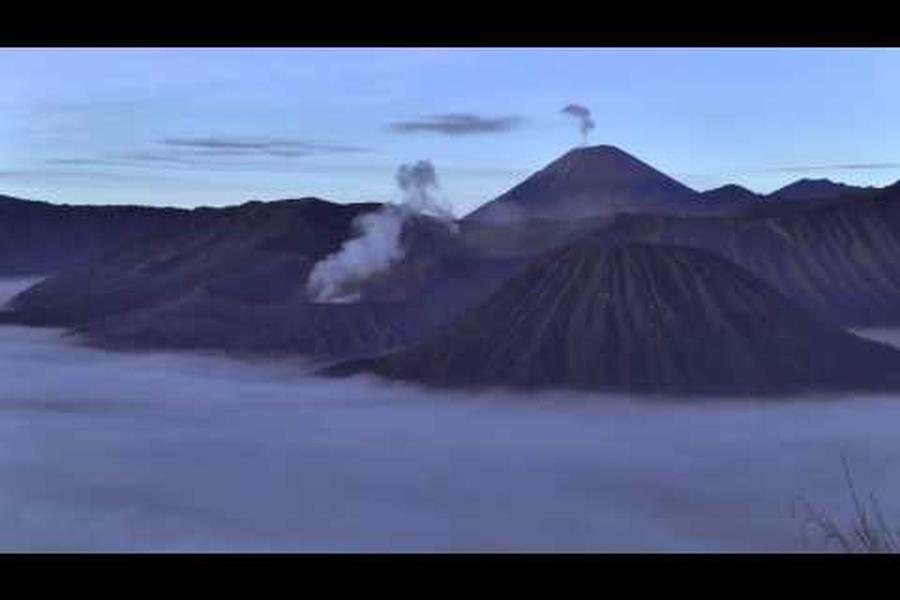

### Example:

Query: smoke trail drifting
xmin=305 ymin=160 xmax=454 ymax=303
xmin=561 ymin=103 xmax=596 ymax=145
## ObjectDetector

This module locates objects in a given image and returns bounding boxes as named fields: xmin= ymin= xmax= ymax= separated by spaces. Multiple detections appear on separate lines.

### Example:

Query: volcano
xmin=463 ymin=145 xmax=705 ymax=223
xmin=4 ymin=197 xmax=520 ymax=359
xmin=326 ymin=240 xmax=900 ymax=394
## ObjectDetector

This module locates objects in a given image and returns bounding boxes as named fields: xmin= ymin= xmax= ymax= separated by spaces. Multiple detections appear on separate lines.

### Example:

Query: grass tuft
xmin=791 ymin=453 xmax=900 ymax=552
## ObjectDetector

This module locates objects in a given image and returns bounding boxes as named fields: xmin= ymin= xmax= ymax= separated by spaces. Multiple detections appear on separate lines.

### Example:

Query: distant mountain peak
xmin=769 ymin=178 xmax=870 ymax=201
xmin=710 ymin=183 xmax=758 ymax=194
xmin=464 ymin=145 xmax=703 ymax=223
xmin=697 ymin=184 xmax=763 ymax=213
xmin=701 ymin=183 xmax=762 ymax=199
xmin=545 ymin=144 xmax=685 ymax=180
xmin=557 ymin=144 xmax=638 ymax=161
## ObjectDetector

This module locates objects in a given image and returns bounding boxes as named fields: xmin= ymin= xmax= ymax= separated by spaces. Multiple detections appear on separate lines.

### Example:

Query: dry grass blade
xmin=791 ymin=453 xmax=900 ymax=552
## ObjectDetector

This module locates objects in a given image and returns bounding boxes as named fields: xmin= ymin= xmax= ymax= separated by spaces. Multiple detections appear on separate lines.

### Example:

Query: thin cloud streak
xmin=389 ymin=114 xmax=526 ymax=136
xmin=0 ymin=167 xmax=197 ymax=188
xmin=42 ymin=136 xmax=374 ymax=174
xmin=42 ymin=156 xmax=330 ymax=174
xmin=162 ymin=137 xmax=370 ymax=155
xmin=760 ymin=163 xmax=900 ymax=173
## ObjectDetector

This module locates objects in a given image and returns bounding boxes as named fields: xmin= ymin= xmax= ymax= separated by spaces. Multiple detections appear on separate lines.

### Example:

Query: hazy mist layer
xmin=2 ymin=279 xmax=900 ymax=551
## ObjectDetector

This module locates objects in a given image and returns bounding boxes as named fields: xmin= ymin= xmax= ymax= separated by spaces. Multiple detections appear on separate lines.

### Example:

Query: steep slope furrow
xmin=325 ymin=242 xmax=900 ymax=394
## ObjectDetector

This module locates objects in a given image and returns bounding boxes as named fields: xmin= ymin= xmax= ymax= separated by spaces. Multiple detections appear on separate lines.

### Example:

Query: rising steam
xmin=561 ymin=103 xmax=596 ymax=145
xmin=305 ymin=160 xmax=454 ymax=303
xmin=395 ymin=160 xmax=454 ymax=220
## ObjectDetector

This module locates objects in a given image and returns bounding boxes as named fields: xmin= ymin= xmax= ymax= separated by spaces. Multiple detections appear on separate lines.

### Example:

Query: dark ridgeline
xmin=737 ymin=178 xmax=877 ymax=219
xmin=6 ymin=198 xmax=382 ymax=325
xmin=768 ymin=178 xmax=874 ymax=202
xmin=0 ymin=193 xmax=191 ymax=275
xmin=324 ymin=241 xmax=900 ymax=394
xmin=698 ymin=184 xmax=764 ymax=212
xmin=5 ymin=144 xmax=900 ymax=394
xmin=590 ymin=181 xmax=900 ymax=326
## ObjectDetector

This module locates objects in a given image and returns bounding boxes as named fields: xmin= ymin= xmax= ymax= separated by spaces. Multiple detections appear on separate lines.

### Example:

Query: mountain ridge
xmin=325 ymin=240 xmax=900 ymax=394
xmin=768 ymin=177 xmax=875 ymax=201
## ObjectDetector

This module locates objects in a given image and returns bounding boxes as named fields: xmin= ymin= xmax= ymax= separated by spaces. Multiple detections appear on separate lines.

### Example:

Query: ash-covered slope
xmin=463 ymin=145 xmax=708 ymax=223
xmin=6 ymin=197 xmax=382 ymax=326
xmin=0 ymin=193 xmax=190 ymax=275
xmin=6 ymin=197 xmax=520 ymax=359
xmin=592 ymin=181 xmax=900 ymax=326
xmin=78 ymin=222 xmax=518 ymax=359
xmin=457 ymin=216 xmax=612 ymax=260
xmin=79 ymin=290 xmax=425 ymax=359
xmin=326 ymin=242 xmax=900 ymax=394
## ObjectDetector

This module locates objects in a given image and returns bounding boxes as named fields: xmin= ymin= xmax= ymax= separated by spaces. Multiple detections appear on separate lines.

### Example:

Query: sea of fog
xmin=2 ymin=278 xmax=900 ymax=551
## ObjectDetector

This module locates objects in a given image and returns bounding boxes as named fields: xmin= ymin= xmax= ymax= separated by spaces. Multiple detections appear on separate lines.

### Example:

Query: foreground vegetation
xmin=792 ymin=455 xmax=899 ymax=552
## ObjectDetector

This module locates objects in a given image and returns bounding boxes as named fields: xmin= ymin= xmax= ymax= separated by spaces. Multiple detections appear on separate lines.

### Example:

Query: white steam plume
xmin=305 ymin=160 xmax=454 ymax=304
xmin=305 ymin=206 xmax=406 ymax=304
xmin=561 ymin=103 xmax=596 ymax=145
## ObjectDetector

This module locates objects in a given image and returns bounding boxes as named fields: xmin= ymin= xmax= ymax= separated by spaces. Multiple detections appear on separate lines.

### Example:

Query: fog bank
xmin=1 ymin=279 xmax=900 ymax=551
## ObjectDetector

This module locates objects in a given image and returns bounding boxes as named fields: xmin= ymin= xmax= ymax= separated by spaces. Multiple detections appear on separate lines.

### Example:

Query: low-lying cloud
xmin=1 ymin=275 xmax=900 ymax=551
xmin=389 ymin=113 xmax=525 ymax=136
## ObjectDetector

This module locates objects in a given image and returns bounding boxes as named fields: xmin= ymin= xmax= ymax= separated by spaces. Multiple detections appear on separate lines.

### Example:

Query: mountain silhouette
xmin=699 ymin=184 xmax=763 ymax=212
xmin=0 ymin=193 xmax=189 ymax=275
xmin=326 ymin=240 xmax=900 ymax=394
xmin=463 ymin=145 xmax=706 ymax=223
xmin=590 ymin=181 xmax=900 ymax=326
xmin=768 ymin=178 xmax=873 ymax=202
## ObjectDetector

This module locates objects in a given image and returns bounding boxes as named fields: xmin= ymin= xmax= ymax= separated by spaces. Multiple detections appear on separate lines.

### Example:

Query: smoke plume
xmin=395 ymin=160 xmax=454 ymax=220
xmin=306 ymin=160 xmax=454 ymax=303
xmin=561 ymin=103 xmax=596 ymax=145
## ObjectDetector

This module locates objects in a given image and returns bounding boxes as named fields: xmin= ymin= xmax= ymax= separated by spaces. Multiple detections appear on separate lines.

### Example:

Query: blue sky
xmin=1 ymin=48 xmax=899 ymax=216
